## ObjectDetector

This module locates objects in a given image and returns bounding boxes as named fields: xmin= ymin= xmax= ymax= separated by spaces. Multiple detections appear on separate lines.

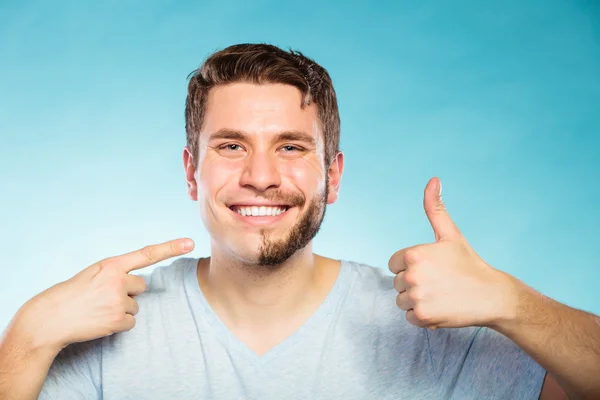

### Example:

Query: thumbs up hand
xmin=388 ymin=178 xmax=516 ymax=330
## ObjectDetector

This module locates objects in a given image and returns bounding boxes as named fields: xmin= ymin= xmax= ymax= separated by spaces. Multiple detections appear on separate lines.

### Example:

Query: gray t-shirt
xmin=39 ymin=258 xmax=546 ymax=399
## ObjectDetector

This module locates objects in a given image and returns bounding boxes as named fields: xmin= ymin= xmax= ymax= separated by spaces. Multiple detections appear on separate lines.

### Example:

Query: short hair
xmin=185 ymin=43 xmax=340 ymax=168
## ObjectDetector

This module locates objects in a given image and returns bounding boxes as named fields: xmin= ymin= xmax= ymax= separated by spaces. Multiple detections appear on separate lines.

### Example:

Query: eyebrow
xmin=208 ymin=129 xmax=316 ymax=146
xmin=208 ymin=129 xmax=246 ymax=141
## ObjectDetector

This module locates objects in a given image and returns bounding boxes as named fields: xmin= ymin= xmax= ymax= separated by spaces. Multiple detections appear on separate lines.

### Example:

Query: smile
xmin=229 ymin=205 xmax=290 ymax=217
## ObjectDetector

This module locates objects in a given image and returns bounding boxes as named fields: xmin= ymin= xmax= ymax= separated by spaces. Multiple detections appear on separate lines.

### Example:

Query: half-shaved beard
xmin=257 ymin=179 xmax=329 ymax=268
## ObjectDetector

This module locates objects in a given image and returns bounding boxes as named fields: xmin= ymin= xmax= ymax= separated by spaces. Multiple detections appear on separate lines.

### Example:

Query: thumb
xmin=423 ymin=177 xmax=461 ymax=242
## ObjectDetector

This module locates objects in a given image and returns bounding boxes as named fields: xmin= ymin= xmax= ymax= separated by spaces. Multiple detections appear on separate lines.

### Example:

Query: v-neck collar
xmin=183 ymin=258 xmax=351 ymax=367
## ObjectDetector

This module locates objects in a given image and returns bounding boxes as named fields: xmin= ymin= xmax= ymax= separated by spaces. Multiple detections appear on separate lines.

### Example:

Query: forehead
xmin=202 ymin=83 xmax=321 ymax=140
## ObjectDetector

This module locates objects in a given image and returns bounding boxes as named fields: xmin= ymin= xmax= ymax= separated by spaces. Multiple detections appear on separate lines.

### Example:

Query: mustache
xmin=260 ymin=189 xmax=305 ymax=207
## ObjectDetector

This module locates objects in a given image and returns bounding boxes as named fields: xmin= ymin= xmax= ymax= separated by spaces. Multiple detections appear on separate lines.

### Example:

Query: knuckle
xmin=169 ymin=241 xmax=179 ymax=255
xmin=404 ymin=270 xmax=418 ymax=286
xmin=97 ymin=257 xmax=117 ymax=272
xmin=413 ymin=305 xmax=430 ymax=322
xmin=408 ymin=287 xmax=423 ymax=301
xmin=434 ymin=201 xmax=446 ymax=213
xmin=111 ymin=312 xmax=127 ymax=325
xmin=140 ymin=245 xmax=157 ymax=262
xmin=403 ymin=249 xmax=421 ymax=265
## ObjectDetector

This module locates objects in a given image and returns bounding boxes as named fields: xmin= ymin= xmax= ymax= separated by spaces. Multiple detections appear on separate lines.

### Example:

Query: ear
xmin=183 ymin=146 xmax=199 ymax=201
xmin=326 ymin=151 xmax=344 ymax=205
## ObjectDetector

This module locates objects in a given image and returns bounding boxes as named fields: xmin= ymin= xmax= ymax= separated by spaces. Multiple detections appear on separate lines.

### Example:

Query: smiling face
xmin=184 ymin=82 xmax=343 ymax=267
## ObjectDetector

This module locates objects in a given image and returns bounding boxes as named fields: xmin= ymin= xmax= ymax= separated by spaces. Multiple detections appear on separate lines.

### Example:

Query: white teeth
xmin=234 ymin=206 xmax=287 ymax=217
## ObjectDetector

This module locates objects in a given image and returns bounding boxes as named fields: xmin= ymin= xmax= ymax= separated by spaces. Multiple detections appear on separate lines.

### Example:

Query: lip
xmin=228 ymin=205 xmax=293 ymax=226
xmin=227 ymin=202 xmax=292 ymax=208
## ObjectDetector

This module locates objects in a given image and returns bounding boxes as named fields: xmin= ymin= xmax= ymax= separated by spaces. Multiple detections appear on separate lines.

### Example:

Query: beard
xmin=256 ymin=178 xmax=329 ymax=267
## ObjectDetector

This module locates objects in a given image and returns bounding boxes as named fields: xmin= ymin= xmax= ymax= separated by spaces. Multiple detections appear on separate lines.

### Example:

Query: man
xmin=0 ymin=43 xmax=598 ymax=399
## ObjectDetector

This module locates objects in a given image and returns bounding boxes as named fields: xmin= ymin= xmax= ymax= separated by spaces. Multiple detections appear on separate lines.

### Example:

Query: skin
xmin=182 ymin=82 xmax=344 ymax=355
xmin=388 ymin=178 xmax=600 ymax=399
xmin=1 ymin=81 xmax=596 ymax=399
xmin=182 ymin=82 xmax=590 ymax=398
xmin=0 ymin=238 xmax=195 ymax=399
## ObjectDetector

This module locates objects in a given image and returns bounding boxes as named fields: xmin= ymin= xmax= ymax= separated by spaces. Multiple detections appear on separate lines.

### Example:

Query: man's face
xmin=184 ymin=83 xmax=343 ymax=267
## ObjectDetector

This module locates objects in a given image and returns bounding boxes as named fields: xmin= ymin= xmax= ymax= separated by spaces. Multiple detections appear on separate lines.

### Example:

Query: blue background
xmin=1 ymin=0 xmax=599 ymax=330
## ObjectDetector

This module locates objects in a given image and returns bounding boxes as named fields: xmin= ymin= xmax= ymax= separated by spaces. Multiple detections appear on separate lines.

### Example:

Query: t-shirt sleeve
xmin=38 ymin=339 xmax=102 ymax=400
xmin=427 ymin=326 xmax=546 ymax=399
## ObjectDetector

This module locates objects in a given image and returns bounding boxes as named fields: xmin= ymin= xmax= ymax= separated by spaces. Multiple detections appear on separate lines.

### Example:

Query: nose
xmin=239 ymin=150 xmax=282 ymax=192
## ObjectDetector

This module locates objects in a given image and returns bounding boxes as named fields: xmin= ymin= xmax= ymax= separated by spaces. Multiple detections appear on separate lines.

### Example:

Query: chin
xmin=225 ymin=241 xmax=264 ymax=265
xmin=227 ymin=242 xmax=297 ymax=269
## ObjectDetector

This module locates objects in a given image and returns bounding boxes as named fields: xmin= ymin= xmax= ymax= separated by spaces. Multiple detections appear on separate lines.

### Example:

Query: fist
xmin=388 ymin=178 xmax=514 ymax=329
xmin=16 ymin=238 xmax=194 ymax=352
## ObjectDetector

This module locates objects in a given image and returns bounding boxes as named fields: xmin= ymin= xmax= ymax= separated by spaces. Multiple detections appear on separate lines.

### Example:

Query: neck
xmin=197 ymin=244 xmax=340 ymax=328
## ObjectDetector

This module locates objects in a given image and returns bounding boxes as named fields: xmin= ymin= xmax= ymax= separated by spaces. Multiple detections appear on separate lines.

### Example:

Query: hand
xmin=14 ymin=238 xmax=195 ymax=353
xmin=388 ymin=178 xmax=515 ymax=330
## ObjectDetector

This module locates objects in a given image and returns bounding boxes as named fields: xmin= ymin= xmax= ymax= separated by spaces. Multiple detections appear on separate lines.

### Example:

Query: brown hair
xmin=185 ymin=43 xmax=340 ymax=169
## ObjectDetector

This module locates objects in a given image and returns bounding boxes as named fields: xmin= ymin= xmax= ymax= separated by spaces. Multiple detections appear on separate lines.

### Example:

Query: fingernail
xmin=437 ymin=180 xmax=442 ymax=198
xmin=181 ymin=240 xmax=193 ymax=251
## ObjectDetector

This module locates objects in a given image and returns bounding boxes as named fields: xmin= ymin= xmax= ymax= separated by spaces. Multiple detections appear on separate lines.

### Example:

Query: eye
xmin=219 ymin=143 xmax=243 ymax=151
xmin=281 ymin=145 xmax=302 ymax=152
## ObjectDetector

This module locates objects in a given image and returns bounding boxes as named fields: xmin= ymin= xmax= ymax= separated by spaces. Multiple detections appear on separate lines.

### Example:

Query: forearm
xmin=491 ymin=275 xmax=600 ymax=400
xmin=0 ymin=310 xmax=61 ymax=400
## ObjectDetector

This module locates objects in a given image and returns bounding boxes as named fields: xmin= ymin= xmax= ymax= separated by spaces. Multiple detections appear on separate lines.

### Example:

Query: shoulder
xmin=133 ymin=256 xmax=199 ymax=300
xmin=336 ymin=260 xmax=435 ymax=373
xmin=98 ymin=257 xmax=201 ymax=357
xmin=116 ymin=256 xmax=200 ymax=329
xmin=341 ymin=259 xmax=395 ymax=291
xmin=136 ymin=256 xmax=198 ymax=286
xmin=338 ymin=260 xmax=401 ymax=310
xmin=339 ymin=259 xmax=407 ymax=327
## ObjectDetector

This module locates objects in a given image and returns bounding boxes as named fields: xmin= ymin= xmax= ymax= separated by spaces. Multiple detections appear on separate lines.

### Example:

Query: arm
xmin=491 ymin=274 xmax=600 ymax=400
xmin=0 ymin=238 xmax=191 ymax=399
xmin=1 ymin=305 xmax=104 ymax=400
xmin=389 ymin=177 xmax=598 ymax=399
xmin=0 ymin=308 xmax=61 ymax=400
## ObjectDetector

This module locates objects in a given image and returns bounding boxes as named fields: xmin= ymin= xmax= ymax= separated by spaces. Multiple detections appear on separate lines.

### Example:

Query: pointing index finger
xmin=112 ymin=238 xmax=195 ymax=273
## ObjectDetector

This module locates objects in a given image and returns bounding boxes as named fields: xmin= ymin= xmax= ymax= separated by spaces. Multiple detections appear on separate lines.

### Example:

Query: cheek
xmin=198 ymin=157 xmax=241 ymax=203
xmin=282 ymin=158 xmax=325 ymax=194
